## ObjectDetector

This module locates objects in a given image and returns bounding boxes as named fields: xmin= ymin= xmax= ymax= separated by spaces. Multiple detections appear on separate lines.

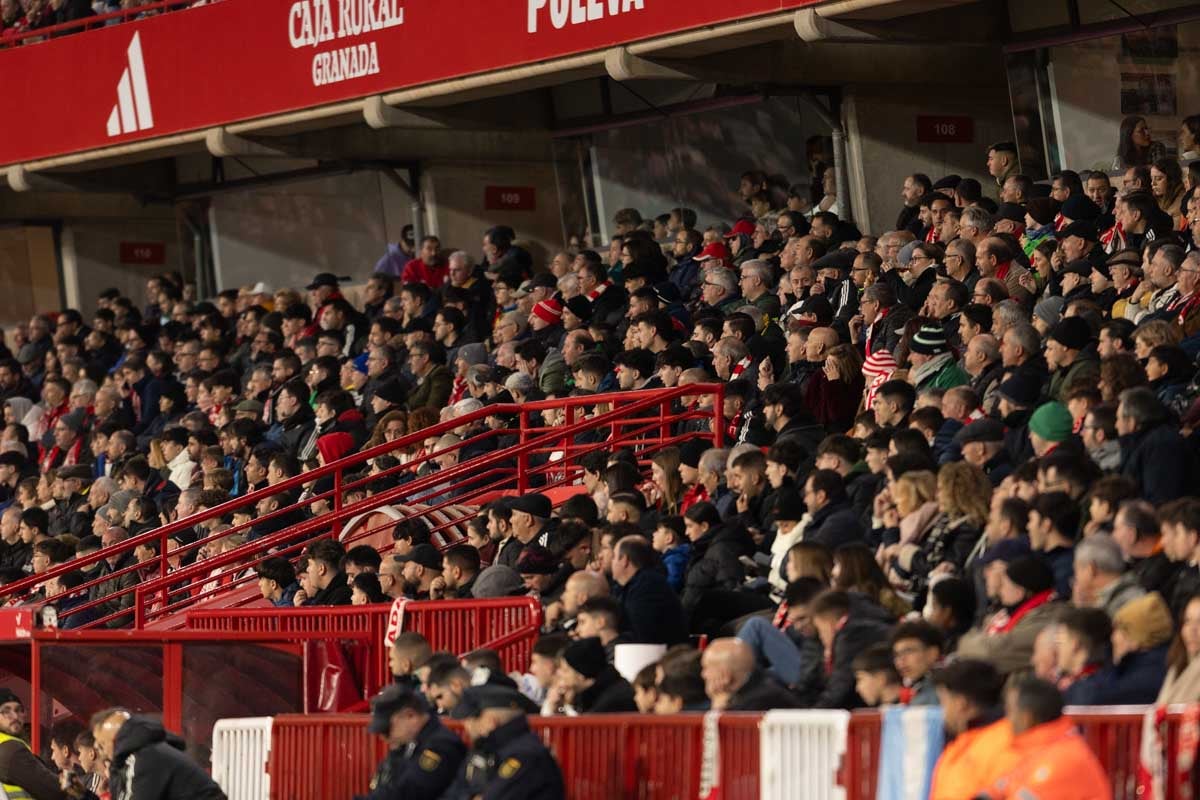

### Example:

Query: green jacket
xmin=405 ymin=364 xmax=453 ymax=411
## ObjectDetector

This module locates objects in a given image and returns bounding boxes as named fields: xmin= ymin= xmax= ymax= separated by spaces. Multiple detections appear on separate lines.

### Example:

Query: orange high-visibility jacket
xmin=929 ymin=718 xmax=1019 ymax=800
xmin=983 ymin=717 xmax=1113 ymax=800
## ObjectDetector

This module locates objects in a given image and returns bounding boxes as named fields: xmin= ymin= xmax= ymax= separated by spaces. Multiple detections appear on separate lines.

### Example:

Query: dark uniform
xmin=356 ymin=684 xmax=466 ymax=800
xmin=448 ymin=685 xmax=565 ymax=800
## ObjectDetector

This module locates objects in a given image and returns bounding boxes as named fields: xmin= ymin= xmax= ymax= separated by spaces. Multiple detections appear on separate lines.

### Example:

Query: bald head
xmin=90 ymin=707 xmax=130 ymax=761
xmin=563 ymin=569 xmax=609 ymax=615
xmin=700 ymin=638 xmax=755 ymax=707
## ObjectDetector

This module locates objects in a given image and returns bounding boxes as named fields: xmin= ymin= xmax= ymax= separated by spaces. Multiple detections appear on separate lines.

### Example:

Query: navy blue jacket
xmin=615 ymin=567 xmax=688 ymax=646
xmin=1064 ymin=645 xmax=1168 ymax=707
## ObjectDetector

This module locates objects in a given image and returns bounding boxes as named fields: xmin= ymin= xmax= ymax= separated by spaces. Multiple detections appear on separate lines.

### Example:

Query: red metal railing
xmin=0 ymin=385 xmax=724 ymax=630
xmin=263 ymin=709 xmax=1187 ymax=800
xmin=185 ymin=597 xmax=543 ymax=693
xmin=1 ymin=0 xmax=203 ymax=47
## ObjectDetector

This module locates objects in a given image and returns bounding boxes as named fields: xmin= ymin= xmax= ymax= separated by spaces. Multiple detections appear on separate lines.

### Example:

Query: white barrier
xmin=211 ymin=717 xmax=273 ymax=800
xmin=759 ymin=709 xmax=851 ymax=800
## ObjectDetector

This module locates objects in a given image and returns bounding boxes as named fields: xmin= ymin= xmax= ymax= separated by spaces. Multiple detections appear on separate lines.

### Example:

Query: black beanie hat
xmin=562 ymin=637 xmax=607 ymax=679
xmin=1005 ymin=555 xmax=1056 ymax=596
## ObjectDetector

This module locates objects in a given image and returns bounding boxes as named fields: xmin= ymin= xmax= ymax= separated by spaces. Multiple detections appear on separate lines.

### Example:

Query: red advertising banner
xmin=0 ymin=0 xmax=817 ymax=167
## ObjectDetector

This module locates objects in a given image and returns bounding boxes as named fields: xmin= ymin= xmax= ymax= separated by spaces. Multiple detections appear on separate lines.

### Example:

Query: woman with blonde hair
xmin=784 ymin=541 xmax=834 ymax=586
xmin=890 ymin=463 xmax=990 ymax=606
xmin=1134 ymin=319 xmax=1183 ymax=360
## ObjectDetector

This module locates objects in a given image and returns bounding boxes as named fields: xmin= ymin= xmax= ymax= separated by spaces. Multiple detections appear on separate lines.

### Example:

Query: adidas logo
xmin=105 ymin=32 xmax=154 ymax=137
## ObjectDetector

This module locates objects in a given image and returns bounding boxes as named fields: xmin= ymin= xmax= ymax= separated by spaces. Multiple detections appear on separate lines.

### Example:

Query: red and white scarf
xmin=730 ymin=357 xmax=752 ymax=381
xmin=586 ymin=281 xmax=612 ymax=302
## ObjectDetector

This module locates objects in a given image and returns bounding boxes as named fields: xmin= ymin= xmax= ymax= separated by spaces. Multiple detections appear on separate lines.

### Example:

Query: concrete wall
xmin=423 ymin=160 xmax=565 ymax=270
xmin=843 ymin=84 xmax=1015 ymax=235
xmin=0 ymin=226 xmax=60 ymax=327
xmin=63 ymin=219 xmax=182 ymax=315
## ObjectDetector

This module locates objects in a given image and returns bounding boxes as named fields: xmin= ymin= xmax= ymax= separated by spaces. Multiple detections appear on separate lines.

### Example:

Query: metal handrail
xmin=6 ymin=384 xmax=724 ymax=627
xmin=1 ymin=0 xmax=201 ymax=47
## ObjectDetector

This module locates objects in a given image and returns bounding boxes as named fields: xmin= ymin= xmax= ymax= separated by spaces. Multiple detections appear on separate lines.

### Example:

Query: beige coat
xmin=957 ymin=600 xmax=1064 ymax=675
xmin=1156 ymin=657 xmax=1200 ymax=706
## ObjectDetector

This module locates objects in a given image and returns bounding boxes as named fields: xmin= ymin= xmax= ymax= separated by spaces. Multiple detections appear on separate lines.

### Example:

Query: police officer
xmin=450 ymin=685 xmax=564 ymax=800
xmin=355 ymin=682 xmax=465 ymax=800
xmin=0 ymin=690 xmax=93 ymax=800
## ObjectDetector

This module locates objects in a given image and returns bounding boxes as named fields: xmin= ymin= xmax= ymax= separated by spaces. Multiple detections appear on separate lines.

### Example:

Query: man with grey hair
xmin=69 ymin=378 xmax=98 ymax=410
xmin=1073 ymin=534 xmax=1145 ymax=616
xmin=712 ymin=336 xmax=752 ymax=382
xmin=737 ymin=259 xmax=780 ymax=319
xmin=991 ymin=299 xmax=1027 ymax=343
xmin=701 ymin=268 xmax=740 ymax=315
xmin=1128 ymin=243 xmax=1184 ymax=322
xmin=696 ymin=447 xmax=730 ymax=512
xmin=89 ymin=475 xmax=117 ymax=512
xmin=503 ymin=372 xmax=536 ymax=402
xmin=958 ymin=206 xmax=994 ymax=246
xmin=466 ymin=364 xmax=495 ymax=400
xmin=964 ymin=334 xmax=1003 ymax=412
xmin=943 ymin=237 xmax=980 ymax=291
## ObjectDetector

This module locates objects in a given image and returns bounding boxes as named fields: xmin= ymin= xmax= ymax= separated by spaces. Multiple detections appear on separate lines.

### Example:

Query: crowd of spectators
xmin=3 ymin=117 xmax=1200 ymax=796
xmin=0 ymin=0 xmax=210 ymax=41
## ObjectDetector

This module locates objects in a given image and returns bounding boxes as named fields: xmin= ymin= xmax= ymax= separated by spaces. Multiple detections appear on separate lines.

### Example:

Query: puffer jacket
xmin=109 ymin=715 xmax=226 ymax=800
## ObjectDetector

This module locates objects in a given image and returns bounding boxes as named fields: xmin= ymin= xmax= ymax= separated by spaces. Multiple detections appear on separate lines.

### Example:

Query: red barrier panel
xmin=265 ymin=709 xmax=1189 ymax=800
xmin=395 ymin=597 xmax=544 ymax=673
xmin=843 ymin=712 xmax=882 ymax=800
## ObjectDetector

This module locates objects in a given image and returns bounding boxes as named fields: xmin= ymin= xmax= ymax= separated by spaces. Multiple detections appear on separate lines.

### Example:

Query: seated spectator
xmin=351 ymin=573 xmax=387 ymax=605
xmin=1055 ymin=607 xmax=1113 ymax=704
xmin=810 ymin=589 xmax=894 ymax=708
xmin=653 ymin=673 xmax=710 ymax=714
xmin=735 ymin=577 xmax=825 ymax=702
xmin=1157 ymin=592 xmax=1200 ymax=705
xmin=1082 ymin=592 xmax=1172 ymax=706
xmin=851 ymin=644 xmax=903 ymax=707
xmin=254 ymin=557 xmax=298 ymax=607
xmin=1072 ymin=533 xmax=1145 ymax=615
xmin=574 ymin=597 xmax=627 ymax=663
xmin=300 ymin=539 xmax=352 ymax=606
xmin=924 ymin=577 xmax=977 ymax=652
xmin=700 ymin=638 xmax=798 ymax=711
xmin=650 ymin=515 xmax=690 ymax=592
xmin=610 ymin=535 xmax=687 ymax=646
xmin=549 ymin=637 xmax=637 ymax=714
xmin=959 ymin=555 xmax=1062 ymax=675
xmin=890 ymin=620 xmax=944 ymax=705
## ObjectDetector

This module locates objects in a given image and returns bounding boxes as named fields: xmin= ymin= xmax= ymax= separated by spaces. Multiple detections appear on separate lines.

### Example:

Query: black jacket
xmin=310 ymin=572 xmax=353 ymax=605
xmin=276 ymin=404 xmax=316 ymax=459
xmin=614 ymin=568 xmax=687 ymax=645
xmin=1120 ymin=422 xmax=1198 ymax=506
xmin=358 ymin=716 xmax=465 ymax=800
xmin=805 ymin=500 xmax=865 ymax=550
xmin=814 ymin=615 xmax=894 ymax=709
xmin=680 ymin=522 xmax=753 ymax=614
xmin=726 ymin=669 xmax=800 ymax=711
xmin=461 ymin=716 xmax=564 ymax=800
xmin=109 ymin=716 xmax=226 ymax=800
xmin=576 ymin=666 xmax=637 ymax=713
